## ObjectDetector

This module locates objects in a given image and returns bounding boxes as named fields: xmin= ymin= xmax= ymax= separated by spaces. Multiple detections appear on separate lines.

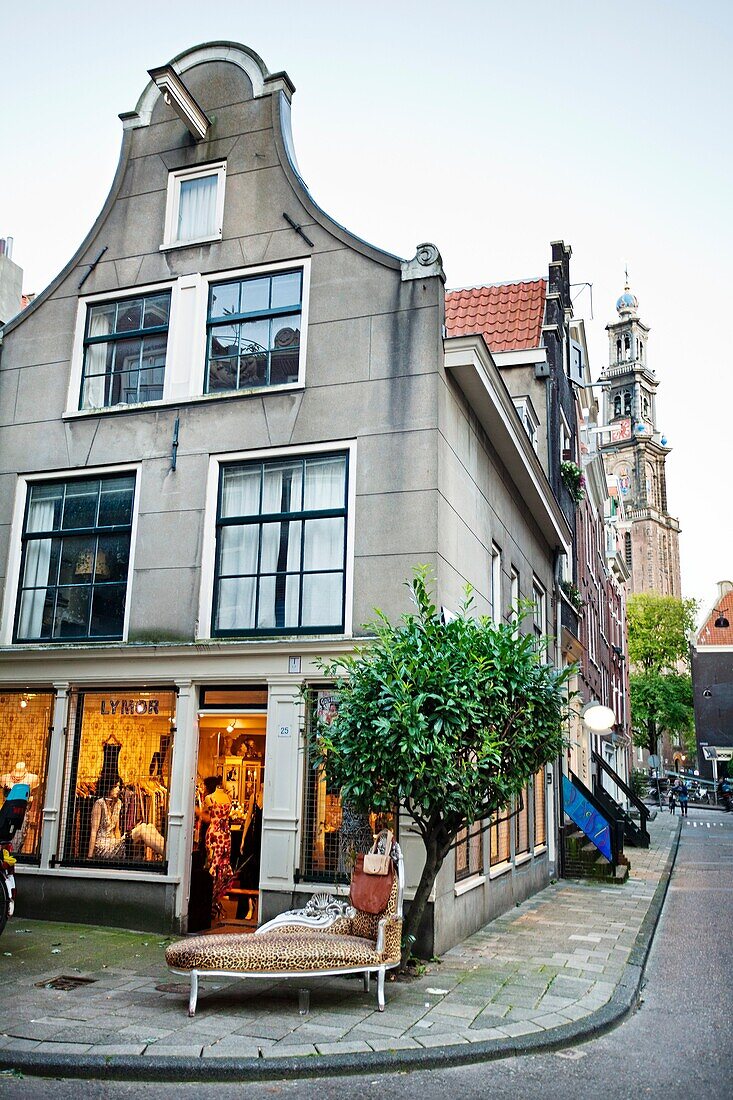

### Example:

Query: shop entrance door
xmin=190 ymin=710 xmax=266 ymax=932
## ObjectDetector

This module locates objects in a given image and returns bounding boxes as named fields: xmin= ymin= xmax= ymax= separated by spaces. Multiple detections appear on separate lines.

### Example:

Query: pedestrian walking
xmin=668 ymin=786 xmax=677 ymax=814
xmin=677 ymin=780 xmax=689 ymax=816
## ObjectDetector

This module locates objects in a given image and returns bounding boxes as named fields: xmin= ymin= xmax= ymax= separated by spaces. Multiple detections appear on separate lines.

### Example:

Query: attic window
xmin=162 ymin=162 xmax=226 ymax=249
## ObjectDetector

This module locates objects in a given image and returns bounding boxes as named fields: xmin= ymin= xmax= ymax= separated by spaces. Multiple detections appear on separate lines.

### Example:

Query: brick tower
xmin=599 ymin=278 xmax=681 ymax=596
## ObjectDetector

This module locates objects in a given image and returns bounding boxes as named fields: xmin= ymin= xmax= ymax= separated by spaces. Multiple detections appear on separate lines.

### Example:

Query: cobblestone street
xmin=0 ymin=814 xmax=678 ymax=1066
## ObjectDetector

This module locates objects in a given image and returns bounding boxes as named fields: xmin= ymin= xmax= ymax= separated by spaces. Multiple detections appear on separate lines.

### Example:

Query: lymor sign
xmin=100 ymin=699 xmax=160 ymax=715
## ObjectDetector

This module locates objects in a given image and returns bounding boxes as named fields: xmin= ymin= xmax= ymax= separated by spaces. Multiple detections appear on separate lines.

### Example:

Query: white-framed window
xmin=512 ymin=396 xmax=539 ymax=452
xmin=1 ymin=464 xmax=140 ymax=646
xmin=79 ymin=290 xmax=171 ymax=410
xmin=198 ymin=440 xmax=356 ymax=640
xmin=162 ymin=161 xmax=226 ymax=249
xmin=490 ymin=543 xmax=502 ymax=625
xmin=532 ymin=579 xmax=546 ymax=649
xmin=205 ymin=269 xmax=302 ymax=394
xmin=510 ymin=567 xmax=520 ymax=638
xmin=65 ymin=260 xmax=311 ymax=417
xmin=559 ymin=409 xmax=572 ymax=463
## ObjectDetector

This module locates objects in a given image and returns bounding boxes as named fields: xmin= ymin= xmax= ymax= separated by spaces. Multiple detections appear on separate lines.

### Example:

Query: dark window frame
xmin=212 ymin=452 xmax=349 ymax=638
xmin=205 ymin=269 xmax=303 ymax=395
xmin=79 ymin=290 xmax=171 ymax=411
xmin=13 ymin=473 xmax=136 ymax=644
xmin=455 ymin=819 xmax=484 ymax=882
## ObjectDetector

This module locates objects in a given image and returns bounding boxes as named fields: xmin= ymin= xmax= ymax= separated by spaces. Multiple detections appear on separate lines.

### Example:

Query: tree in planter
xmin=627 ymin=593 xmax=697 ymax=758
xmin=309 ymin=568 xmax=570 ymax=968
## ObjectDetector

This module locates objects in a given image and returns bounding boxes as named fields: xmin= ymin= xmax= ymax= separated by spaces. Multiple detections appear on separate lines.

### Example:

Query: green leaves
xmin=309 ymin=567 xmax=570 ymax=834
xmin=627 ymin=593 xmax=698 ymax=756
xmin=627 ymin=593 xmax=697 ymax=673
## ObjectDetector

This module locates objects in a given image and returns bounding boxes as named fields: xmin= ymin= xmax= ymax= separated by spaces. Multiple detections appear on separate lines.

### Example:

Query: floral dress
xmin=205 ymin=796 xmax=234 ymax=917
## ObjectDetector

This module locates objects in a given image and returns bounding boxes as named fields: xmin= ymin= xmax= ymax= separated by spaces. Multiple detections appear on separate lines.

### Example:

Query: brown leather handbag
xmin=349 ymin=832 xmax=395 ymax=914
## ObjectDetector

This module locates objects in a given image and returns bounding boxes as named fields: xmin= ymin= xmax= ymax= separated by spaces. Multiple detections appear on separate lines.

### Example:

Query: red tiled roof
xmin=697 ymin=586 xmax=733 ymax=646
xmin=445 ymin=279 xmax=547 ymax=353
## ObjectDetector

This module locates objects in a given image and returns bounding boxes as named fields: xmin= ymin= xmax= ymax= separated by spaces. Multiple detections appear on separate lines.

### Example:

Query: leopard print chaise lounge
xmin=165 ymin=839 xmax=404 ymax=1016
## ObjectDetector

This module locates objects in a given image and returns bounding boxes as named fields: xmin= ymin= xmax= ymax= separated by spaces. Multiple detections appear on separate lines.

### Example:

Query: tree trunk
xmin=399 ymin=828 xmax=448 ymax=969
xmin=646 ymin=717 xmax=657 ymax=758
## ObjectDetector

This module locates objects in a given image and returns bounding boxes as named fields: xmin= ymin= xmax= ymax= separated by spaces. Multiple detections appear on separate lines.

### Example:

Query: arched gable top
xmin=3 ymin=42 xmax=440 ymax=337
xmin=122 ymin=41 xmax=271 ymax=130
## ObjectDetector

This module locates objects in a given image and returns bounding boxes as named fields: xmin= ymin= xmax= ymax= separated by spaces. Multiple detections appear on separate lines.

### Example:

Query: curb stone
xmin=0 ymin=820 xmax=683 ymax=1082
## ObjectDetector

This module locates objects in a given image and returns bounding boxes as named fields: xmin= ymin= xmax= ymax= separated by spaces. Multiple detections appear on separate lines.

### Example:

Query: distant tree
xmin=630 ymin=671 xmax=694 ymax=757
xmin=627 ymin=594 xmax=697 ymax=757
xmin=310 ymin=568 xmax=570 ymax=967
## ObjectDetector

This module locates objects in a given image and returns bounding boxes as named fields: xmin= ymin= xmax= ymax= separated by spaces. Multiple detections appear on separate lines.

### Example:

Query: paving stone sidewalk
xmin=0 ymin=814 xmax=677 ymax=1062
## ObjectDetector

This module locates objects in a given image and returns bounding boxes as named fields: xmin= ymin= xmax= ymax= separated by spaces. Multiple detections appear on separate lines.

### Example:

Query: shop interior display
xmin=0 ymin=694 xmax=52 ymax=858
xmin=190 ymin=713 xmax=266 ymax=932
xmin=62 ymin=692 xmax=175 ymax=867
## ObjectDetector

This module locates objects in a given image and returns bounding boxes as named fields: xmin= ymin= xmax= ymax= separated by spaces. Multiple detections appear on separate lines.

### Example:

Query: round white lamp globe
xmin=583 ymin=703 xmax=616 ymax=732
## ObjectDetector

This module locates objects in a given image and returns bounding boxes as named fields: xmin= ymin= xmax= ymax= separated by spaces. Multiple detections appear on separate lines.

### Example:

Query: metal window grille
xmin=0 ymin=692 xmax=53 ymax=861
xmin=299 ymin=688 xmax=396 ymax=883
xmin=213 ymin=453 xmax=348 ymax=637
xmin=625 ymin=531 xmax=632 ymax=569
xmin=80 ymin=292 xmax=170 ymax=410
xmin=56 ymin=690 xmax=175 ymax=871
xmin=14 ymin=474 xmax=135 ymax=643
xmin=534 ymin=769 xmax=547 ymax=847
xmin=515 ymin=786 xmax=530 ymax=856
xmin=455 ymin=820 xmax=483 ymax=881
xmin=490 ymin=809 xmax=511 ymax=866
xmin=206 ymin=269 xmax=302 ymax=393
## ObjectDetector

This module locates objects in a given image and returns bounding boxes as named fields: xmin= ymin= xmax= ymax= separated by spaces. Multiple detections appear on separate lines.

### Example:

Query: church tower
xmin=599 ymin=279 xmax=682 ymax=596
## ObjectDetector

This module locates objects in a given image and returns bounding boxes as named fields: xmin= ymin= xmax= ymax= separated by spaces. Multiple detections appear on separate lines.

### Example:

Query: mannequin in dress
xmin=201 ymin=776 xmax=233 ymax=917
xmin=88 ymin=776 xmax=126 ymax=859
xmin=88 ymin=775 xmax=166 ymax=860
xmin=1 ymin=761 xmax=40 ymax=791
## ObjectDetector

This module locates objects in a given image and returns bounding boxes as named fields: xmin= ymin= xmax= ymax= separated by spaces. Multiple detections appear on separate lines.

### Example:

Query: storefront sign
xmin=100 ymin=698 xmax=160 ymax=715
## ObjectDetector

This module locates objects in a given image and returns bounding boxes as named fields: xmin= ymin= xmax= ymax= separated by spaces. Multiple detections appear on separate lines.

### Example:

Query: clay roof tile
xmin=445 ymin=279 xmax=547 ymax=352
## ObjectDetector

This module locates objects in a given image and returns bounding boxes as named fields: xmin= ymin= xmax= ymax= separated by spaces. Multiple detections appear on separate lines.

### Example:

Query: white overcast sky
xmin=1 ymin=0 xmax=730 ymax=619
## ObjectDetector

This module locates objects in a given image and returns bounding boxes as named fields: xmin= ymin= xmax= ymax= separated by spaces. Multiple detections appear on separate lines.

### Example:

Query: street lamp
xmin=713 ymin=607 xmax=730 ymax=629
xmin=582 ymin=702 xmax=616 ymax=732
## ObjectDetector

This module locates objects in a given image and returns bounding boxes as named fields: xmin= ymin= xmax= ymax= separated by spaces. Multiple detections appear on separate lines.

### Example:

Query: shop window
xmin=14 ymin=474 xmax=135 ymax=643
xmin=213 ymin=452 xmax=348 ymax=635
xmin=455 ymin=820 xmax=483 ymax=881
xmin=58 ymin=690 xmax=175 ymax=870
xmin=515 ymin=786 xmax=530 ymax=856
xmin=0 ymin=692 xmax=53 ymax=862
xmin=299 ymin=688 xmax=395 ymax=883
xmin=206 ymin=269 xmax=302 ymax=394
xmin=534 ymin=769 xmax=546 ymax=848
xmin=489 ymin=807 xmax=511 ymax=867
xmin=80 ymin=292 xmax=171 ymax=410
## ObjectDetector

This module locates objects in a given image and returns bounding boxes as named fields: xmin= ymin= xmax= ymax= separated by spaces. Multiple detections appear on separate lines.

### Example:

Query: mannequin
xmin=201 ymin=776 xmax=233 ymax=917
xmin=88 ymin=774 xmax=166 ymax=860
xmin=1 ymin=761 xmax=40 ymax=791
